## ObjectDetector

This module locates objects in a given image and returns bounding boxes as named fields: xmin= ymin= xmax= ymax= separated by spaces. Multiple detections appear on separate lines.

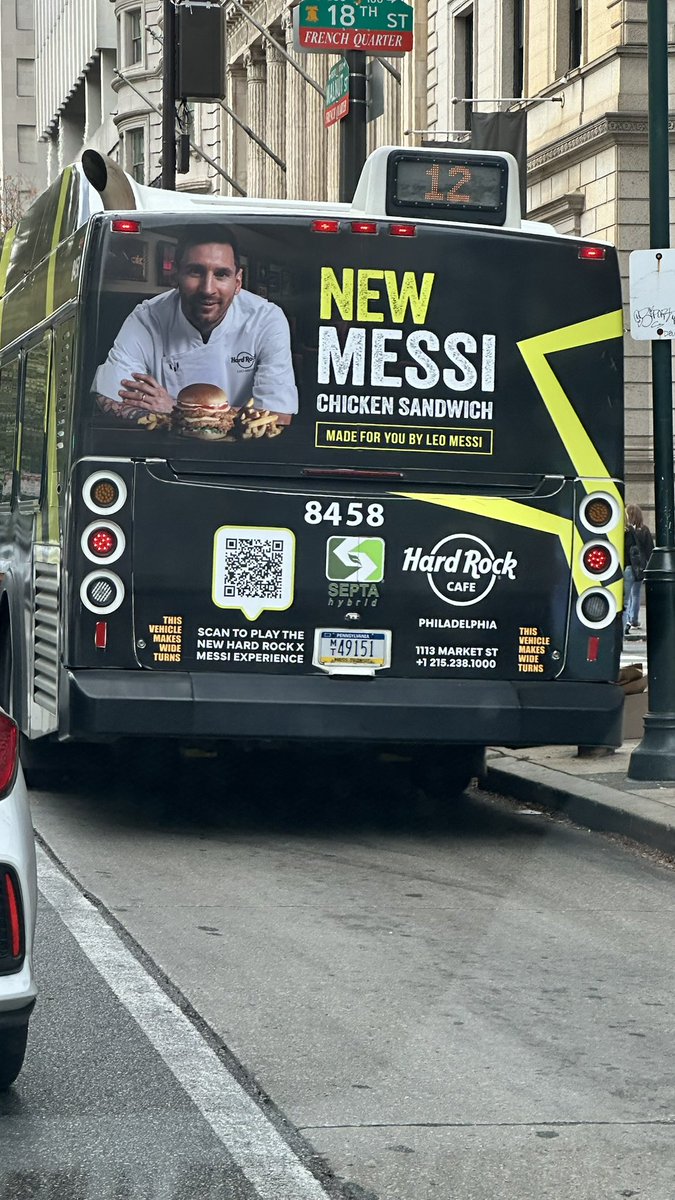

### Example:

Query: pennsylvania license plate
xmin=314 ymin=630 xmax=391 ymax=671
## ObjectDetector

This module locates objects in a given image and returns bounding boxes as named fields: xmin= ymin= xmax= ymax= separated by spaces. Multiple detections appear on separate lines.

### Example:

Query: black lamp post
xmin=628 ymin=0 xmax=675 ymax=778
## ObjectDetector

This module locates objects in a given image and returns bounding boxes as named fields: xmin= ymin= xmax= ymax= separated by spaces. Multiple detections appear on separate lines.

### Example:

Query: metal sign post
xmin=628 ymin=0 xmax=675 ymax=779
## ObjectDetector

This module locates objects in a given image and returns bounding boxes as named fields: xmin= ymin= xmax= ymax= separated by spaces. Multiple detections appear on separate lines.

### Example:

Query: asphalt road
xmin=2 ymin=744 xmax=675 ymax=1200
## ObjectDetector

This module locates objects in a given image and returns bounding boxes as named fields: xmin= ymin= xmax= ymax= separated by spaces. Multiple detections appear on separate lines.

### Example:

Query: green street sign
xmin=324 ymin=58 xmax=350 ymax=128
xmin=295 ymin=0 xmax=414 ymax=54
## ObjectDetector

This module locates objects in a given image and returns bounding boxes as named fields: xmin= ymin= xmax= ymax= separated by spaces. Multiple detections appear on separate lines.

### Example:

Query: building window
xmin=126 ymin=128 xmax=145 ymax=183
xmin=454 ymin=7 xmax=474 ymax=132
xmin=15 ymin=0 xmax=33 ymax=30
xmin=17 ymin=125 xmax=37 ymax=164
xmin=570 ymin=0 xmax=582 ymax=68
xmin=16 ymin=59 xmax=35 ymax=97
xmin=513 ymin=0 xmax=524 ymax=98
xmin=126 ymin=8 xmax=144 ymax=66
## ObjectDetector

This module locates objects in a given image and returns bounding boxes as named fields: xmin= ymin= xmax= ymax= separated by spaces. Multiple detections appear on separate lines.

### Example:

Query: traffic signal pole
xmin=339 ymin=51 xmax=367 ymax=202
xmin=628 ymin=0 xmax=675 ymax=778
xmin=161 ymin=0 xmax=177 ymax=189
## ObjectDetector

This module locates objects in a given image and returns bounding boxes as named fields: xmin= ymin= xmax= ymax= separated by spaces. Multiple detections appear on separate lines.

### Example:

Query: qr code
xmin=222 ymin=536 xmax=284 ymax=600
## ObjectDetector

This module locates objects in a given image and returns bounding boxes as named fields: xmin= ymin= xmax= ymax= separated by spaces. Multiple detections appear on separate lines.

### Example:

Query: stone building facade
xmin=0 ymin=0 xmax=46 ymax=225
xmin=430 ymin=0 xmax=674 ymax=510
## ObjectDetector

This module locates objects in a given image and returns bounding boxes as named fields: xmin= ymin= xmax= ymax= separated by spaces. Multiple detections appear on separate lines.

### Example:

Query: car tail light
xmin=0 ymin=868 xmax=24 ymax=968
xmin=351 ymin=221 xmax=378 ymax=234
xmin=587 ymin=636 xmax=600 ymax=662
xmin=579 ymin=245 xmax=606 ymax=260
xmin=111 ymin=218 xmax=141 ymax=234
xmin=389 ymin=223 xmax=416 ymax=237
xmin=312 ymin=219 xmax=340 ymax=233
xmin=0 ymin=714 xmax=18 ymax=800
xmin=94 ymin=621 xmax=108 ymax=650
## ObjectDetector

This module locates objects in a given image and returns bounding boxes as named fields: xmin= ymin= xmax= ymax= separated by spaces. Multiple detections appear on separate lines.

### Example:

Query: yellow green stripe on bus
xmin=516 ymin=310 xmax=623 ymax=503
xmin=46 ymin=167 xmax=72 ymax=317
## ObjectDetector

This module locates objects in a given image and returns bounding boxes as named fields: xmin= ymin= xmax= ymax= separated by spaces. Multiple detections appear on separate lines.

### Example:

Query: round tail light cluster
xmin=81 ymin=473 xmax=127 ymax=614
xmin=577 ymin=491 xmax=620 ymax=630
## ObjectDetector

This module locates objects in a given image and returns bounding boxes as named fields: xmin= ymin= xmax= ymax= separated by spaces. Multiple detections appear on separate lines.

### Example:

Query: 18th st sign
xmin=294 ymin=0 xmax=414 ymax=54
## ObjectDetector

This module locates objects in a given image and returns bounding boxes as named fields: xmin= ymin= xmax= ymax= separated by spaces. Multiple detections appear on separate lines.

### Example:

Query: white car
xmin=0 ymin=713 xmax=37 ymax=1089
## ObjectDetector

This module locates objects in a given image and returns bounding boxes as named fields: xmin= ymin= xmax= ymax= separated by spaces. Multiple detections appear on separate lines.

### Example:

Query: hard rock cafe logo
xmin=231 ymin=351 xmax=256 ymax=370
xmin=402 ymin=533 xmax=518 ymax=607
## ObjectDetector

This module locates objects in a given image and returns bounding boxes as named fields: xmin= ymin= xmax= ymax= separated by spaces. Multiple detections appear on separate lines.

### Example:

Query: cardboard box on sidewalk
xmin=622 ymin=690 xmax=649 ymax=741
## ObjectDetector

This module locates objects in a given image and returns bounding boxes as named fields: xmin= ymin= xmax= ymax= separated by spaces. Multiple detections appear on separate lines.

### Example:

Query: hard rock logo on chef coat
xmin=231 ymin=351 xmax=256 ymax=370
xmin=402 ymin=533 xmax=518 ymax=607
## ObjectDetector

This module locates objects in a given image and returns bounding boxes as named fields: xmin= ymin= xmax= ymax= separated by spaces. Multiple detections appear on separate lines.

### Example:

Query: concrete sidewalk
xmin=484 ymin=740 xmax=675 ymax=856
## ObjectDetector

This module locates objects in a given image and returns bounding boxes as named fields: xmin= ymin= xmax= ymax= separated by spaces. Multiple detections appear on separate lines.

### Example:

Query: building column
xmin=245 ymin=49 xmax=267 ymax=197
xmin=283 ymin=12 xmax=305 ymax=199
xmin=306 ymin=55 xmax=328 ymax=201
xmin=227 ymin=61 xmax=247 ymax=197
xmin=265 ymin=40 xmax=286 ymax=198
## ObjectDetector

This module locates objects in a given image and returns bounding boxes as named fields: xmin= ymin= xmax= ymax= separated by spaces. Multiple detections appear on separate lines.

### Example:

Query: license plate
xmin=314 ymin=629 xmax=391 ymax=672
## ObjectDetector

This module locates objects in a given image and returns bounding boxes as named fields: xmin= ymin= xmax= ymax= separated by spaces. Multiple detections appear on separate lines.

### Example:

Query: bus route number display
xmin=387 ymin=154 xmax=509 ymax=223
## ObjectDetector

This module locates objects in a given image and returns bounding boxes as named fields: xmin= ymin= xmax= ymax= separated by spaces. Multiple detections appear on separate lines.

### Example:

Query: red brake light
xmin=351 ymin=221 xmax=378 ymax=234
xmin=583 ymin=544 xmax=612 ymax=574
xmin=312 ymin=219 xmax=340 ymax=234
xmin=5 ymin=872 xmax=21 ymax=958
xmin=88 ymin=528 xmax=118 ymax=558
xmin=95 ymin=621 xmax=108 ymax=649
xmin=579 ymin=245 xmax=606 ymax=260
xmin=111 ymin=218 xmax=141 ymax=234
xmin=0 ymin=714 xmax=18 ymax=799
xmin=389 ymin=223 xmax=416 ymax=237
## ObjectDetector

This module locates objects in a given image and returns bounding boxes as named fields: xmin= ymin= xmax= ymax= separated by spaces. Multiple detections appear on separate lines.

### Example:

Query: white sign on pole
xmin=629 ymin=248 xmax=675 ymax=340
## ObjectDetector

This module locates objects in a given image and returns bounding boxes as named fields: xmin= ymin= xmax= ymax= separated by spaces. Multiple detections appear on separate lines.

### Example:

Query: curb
xmin=485 ymin=756 xmax=675 ymax=857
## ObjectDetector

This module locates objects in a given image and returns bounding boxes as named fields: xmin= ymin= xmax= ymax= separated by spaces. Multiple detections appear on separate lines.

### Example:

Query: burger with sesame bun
xmin=173 ymin=384 xmax=236 ymax=440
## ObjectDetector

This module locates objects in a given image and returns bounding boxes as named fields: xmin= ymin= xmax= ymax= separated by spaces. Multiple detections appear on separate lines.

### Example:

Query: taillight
xmin=583 ymin=544 xmax=612 ymax=575
xmin=351 ymin=221 xmax=378 ymax=234
xmin=0 ymin=867 xmax=24 ymax=968
xmin=80 ymin=571 xmax=125 ymax=615
xmin=5 ymin=873 xmax=20 ymax=958
xmin=576 ymin=588 xmax=617 ymax=629
xmin=579 ymin=492 xmax=619 ymax=533
xmin=0 ymin=714 xmax=18 ymax=799
xmin=389 ymin=223 xmax=416 ymax=237
xmin=82 ymin=472 xmax=127 ymax=515
xmin=312 ymin=219 xmax=340 ymax=234
xmin=81 ymin=521 xmax=125 ymax=564
xmin=579 ymin=245 xmax=606 ymax=260
xmin=111 ymin=218 xmax=141 ymax=234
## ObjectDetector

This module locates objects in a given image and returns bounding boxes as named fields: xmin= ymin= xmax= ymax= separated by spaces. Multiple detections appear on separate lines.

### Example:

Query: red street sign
xmin=325 ymin=94 xmax=350 ymax=128
xmin=299 ymin=27 xmax=413 ymax=52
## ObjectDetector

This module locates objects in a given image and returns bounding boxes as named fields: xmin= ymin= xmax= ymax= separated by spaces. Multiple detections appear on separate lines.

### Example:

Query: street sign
xmin=324 ymin=58 xmax=350 ymax=128
xmin=629 ymin=248 xmax=675 ymax=340
xmin=294 ymin=0 xmax=414 ymax=55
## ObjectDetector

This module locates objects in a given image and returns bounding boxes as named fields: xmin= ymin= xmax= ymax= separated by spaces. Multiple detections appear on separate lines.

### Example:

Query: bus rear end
xmin=63 ymin=158 xmax=624 ymax=756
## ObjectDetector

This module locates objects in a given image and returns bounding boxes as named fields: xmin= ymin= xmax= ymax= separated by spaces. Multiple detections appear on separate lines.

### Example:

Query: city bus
xmin=0 ymin=145 xmax=624 ymax=787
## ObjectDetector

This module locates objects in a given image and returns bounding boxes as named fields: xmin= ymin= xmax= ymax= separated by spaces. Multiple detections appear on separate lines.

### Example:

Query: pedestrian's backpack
xmin=628 ymin=528 xmax=646 ymax=580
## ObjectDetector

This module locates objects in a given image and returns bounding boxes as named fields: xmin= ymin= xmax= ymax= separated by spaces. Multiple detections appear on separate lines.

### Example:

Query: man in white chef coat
xmin=93 ymin=225 xmax=298 ymax=423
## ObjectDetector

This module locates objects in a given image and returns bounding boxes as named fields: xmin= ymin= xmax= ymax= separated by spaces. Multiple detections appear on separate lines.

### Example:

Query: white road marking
xmin=37 ymin=846 xmax=333 ymax=1200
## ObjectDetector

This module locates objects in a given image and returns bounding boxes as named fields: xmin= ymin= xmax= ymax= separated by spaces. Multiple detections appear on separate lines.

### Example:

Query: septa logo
xmin=326 ymin=536 xmax=385 ymax=582
xmin=402 ymin=533 xmax=517 ymax=607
